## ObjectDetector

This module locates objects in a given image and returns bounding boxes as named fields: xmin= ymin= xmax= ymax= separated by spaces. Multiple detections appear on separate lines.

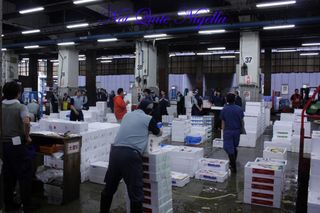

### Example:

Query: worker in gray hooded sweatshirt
xmin=100 ymin=100 xmax=161 ymax=213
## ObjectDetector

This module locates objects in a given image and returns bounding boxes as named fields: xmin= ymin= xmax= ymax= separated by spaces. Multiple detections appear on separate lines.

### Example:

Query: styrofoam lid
xmin=90 ymin=161 xmax=109 ymax=168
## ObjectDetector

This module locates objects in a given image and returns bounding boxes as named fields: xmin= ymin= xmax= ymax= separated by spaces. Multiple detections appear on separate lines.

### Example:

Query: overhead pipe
xmin=3 ymin=16 xmax=320 ymax=49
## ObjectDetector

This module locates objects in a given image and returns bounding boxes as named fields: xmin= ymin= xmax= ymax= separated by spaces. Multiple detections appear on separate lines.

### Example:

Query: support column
xmin=264 ymin=48 xmax=272 ymax=96
xmin=29 ymin=55 xmax=38 ymax=91
xmin=195 ymin=56 xmax=204 ymax=95
xmin=133 ymin=41 xmax=157 ymax=104
xmin=46 ymin=60 xmax=53 ymax=88
xmin=238 ymin=31 xmax=261 ymax=102
xmin=58 ymin=47 xmax=79 ymax=96
xmin=85 ymin=50 xmax=97 ymax=106
xmin=157 ymin=44 xmax=169 ymax=93
xmin=1 ymin=51 xmax=18 ymax=84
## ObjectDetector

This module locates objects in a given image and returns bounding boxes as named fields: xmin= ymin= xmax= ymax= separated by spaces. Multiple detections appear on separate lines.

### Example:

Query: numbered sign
xmin=244 ymin=56 xmax=253 ymax=64
xmin=67 ymin=141 xmax=80 ymax=154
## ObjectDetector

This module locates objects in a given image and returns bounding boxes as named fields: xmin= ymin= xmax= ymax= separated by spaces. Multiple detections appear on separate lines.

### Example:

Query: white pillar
xmin=238 ymin=31 xmax=261 ymax=102
xmin=58 ymin=47 xmax=79 ymax=88
xmin=133 ymin=41 xmax=157 ymax=104
xmin=1 ymin=51 xmax=18 ymax=85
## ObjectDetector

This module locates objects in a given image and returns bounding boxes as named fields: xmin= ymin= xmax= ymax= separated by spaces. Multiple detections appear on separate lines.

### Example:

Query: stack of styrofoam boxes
xmin=127 ymin=150 xmax=172 ymax=213
xmin=59 ymin=111 xmax=70 ymax=120
xmin=308 ymin=131 xmax=320 ymax=213
xmin=124 ymin=94 xmax=132 ymax=113
xmin=80 ymin=122 xmax=120 ymax=182
xmin=39 ymin=119 xmax=89 ymax=134
xmin=162 ymin=115 xmax=174 ymax=136
xmin=265 ymin=107 xmax=271 ymax=127
xmin=171 ymin=171 xmax=190 ymax=187
xmin=171 ymin=118 xmax=191 ymax=142
xmin=195 ymin=158 xmax=229 ymax=183
xmin=96 ymin=101 xmax=108 ymax=118
xmin=166 ymin=146 xmax=204 ymax=177
xmin=89 ymin=161 xmax=108 ymax=185
xmin=263 ymin=147 xmax=287 ymax=160
xmin=264 ymin=121 xmax=293 ymax=151
xmin=240 ymin=102 xmax=264 ymax=148
xmin=105 ymin=113 xmax=117 ymax=123
xmin=244 ymin=161 xmax=285 ymax=208
xmin=49 ymin=113 xmax=60 ymax=119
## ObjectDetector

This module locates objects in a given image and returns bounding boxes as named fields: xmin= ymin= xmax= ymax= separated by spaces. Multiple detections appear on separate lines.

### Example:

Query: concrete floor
xmin=32 ymin=127 xmax=299 ymax=213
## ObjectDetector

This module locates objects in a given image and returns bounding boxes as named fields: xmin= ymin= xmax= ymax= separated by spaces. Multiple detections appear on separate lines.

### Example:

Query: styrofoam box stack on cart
xmin=89 ymin=161 xmax=108 ymax=185
xmin=195 ymin=158 xmax=229 ymax=183
xmin=171 ymin=171 xmax=190 ymax=187
xmin=80 ymin=122 xmax=120 ymax=182
xmin=171 ymin=119 xmax=191 ymax=142
xmin=240 ymin=102 xmax=267 ymax=148
xmin=126 ymin=150 xmax=173 ymax=213
xmin=164 ymin=145 xmax=204 ymax=177
xmin=244 ymin=161 xmax=285 ymax=208
xmin=263 ymin=147 xmax=287 ymax=160
xmin=308 ymin=152 xmax=320 ymax=213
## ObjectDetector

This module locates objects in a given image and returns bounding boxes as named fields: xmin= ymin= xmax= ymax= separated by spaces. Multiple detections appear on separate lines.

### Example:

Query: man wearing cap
xmin=100 ymin=100 xmax=161 ymax=213
xmin=220 ymin=93 xmax=244 ymax=173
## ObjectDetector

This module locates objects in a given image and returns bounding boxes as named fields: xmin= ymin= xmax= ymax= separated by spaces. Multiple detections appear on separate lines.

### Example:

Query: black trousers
xmin=100 ymin=146 xmax=143 ymax=213
xmin=70 ymin=109 xmax=84 ymax=121
xmin=2 ymin=142 xmax=33 ymax=207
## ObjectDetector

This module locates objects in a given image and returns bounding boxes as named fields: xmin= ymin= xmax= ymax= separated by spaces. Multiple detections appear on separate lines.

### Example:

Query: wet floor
xmin=32 ymin=127 xmax=298 ymax=213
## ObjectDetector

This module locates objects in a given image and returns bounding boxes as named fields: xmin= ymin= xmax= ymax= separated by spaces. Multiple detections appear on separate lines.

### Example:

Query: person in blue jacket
xmin=220 ymin=93 xmax=244 ymax=173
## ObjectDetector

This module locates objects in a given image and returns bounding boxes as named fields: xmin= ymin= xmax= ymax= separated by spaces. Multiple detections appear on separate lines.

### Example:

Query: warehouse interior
xmin=0 ymin=0 xmax=320 ymax=213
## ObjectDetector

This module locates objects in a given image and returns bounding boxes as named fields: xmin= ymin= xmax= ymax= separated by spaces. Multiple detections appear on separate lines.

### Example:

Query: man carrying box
xmin=100 ymin=100 xmax=161 ymax=213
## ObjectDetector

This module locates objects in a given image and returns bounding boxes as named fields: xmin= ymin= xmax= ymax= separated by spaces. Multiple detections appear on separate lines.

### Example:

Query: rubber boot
xmin=130 ymin=202 xmax=143 ymax=213
xmin=235 ymin=149 xmax=238 ymax=161
xmin=228 ymin=154 xmax=237 ymax=173
xmin=100 ymin=191 xmax=112 ymax=213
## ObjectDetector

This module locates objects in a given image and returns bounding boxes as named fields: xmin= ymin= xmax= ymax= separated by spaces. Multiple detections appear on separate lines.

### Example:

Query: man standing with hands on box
xmin=100 ymin=100 xmax=161 ymax=213
xmin=220 ymin=93 xmax=244 ymax=173
xmin=1 ymin=81 xmax=38 ymax=212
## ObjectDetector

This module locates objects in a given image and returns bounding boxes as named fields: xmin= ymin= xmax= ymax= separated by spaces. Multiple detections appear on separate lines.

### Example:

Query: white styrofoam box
xmin=89 ymin=161 xmax=108 ymax=185
xmin=143 ymin=168 xmax=171 ymax=182
xmin=143 ymin=199 xmax=173 ymax=213
xmin=143 ymin=150 xmax=170 ymax=165
xmin=39 ymin=118 xmax=89 ymax=134
xmin=245 ymin=162 xmax=285 ymax=179
xmin=106 ymin=113 xmax=117 ymax=123
xmin=255 ymin=158 xmax=287 ymax=171
xmin=311 ymin=137 xmax=320 ymax=154
xmin=313 ymin=131 xmax=320 ymax=138
xmin=96 ymin=101 xmax=108 ymax=112
xmin=30 ymin=122 xmax=41 ymax=133
xmin=273 ymin=121 xmax=293 ymax=132
xmin=309 ymin=174 xmax=320 ymax=191
xmin=240 ymin=134 xmax=257 ymax=148
xmin=293 ymin=121 xmax=311 ymax=137
xmin=244 ymin=116 xmax=259 ymax=127
xmin=265 ymin=108 xmax=271 ymax=127
xmin=310 ymin=153 xmax=320 ymax=176
xmin=169 ymin=146 xmax=204 ymax=159
xmin=280 ymin=113 xmax=295 ymax=122
xmin=308 ymin=191 xmax=320 ymax=213
xmin=59 ymin=111 xmax=70 ymax=120
xmin=171 ymin=172 xmax=190 ymax=187
xmin=244 ymin=187 xmax=281 ymax=208
xmin=162 ymin=115 xmax=174 ymax=124
xmin=198 ymin=158 xmax=229 ymax=172
xmin=270 ymin=138 xmax=292 ymax=151
xmin=245 ymin=173 xmax=284 ymax=188
xmin=212 ymin=138 xmax=223 ymax=148
xmin=44 ymin=154 xmax=64 ymax=169
xmin=49 ymin=113 xmax=59 ymax=119
xmin=195 ymin=169 xmax=228 ymax=183
xmin=263 ymin=147 xmax=287 ymax=160
xmin=145 ymin=135 xmax=164 ymax=154
xmin=143 ymin=178 xmax=172 ymax=199
xmin=144 ymin=191 xmax=172 ymax=207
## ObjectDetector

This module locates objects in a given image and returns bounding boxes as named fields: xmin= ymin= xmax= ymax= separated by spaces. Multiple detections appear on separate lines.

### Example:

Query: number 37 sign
xmin=244 ymin=56 xmax=253 ymax=64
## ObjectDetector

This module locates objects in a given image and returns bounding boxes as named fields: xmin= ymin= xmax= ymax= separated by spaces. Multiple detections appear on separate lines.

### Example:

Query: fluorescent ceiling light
xmin=302 ymin=43 xmax=320 ymax=46
xmin=208 ymin=47 xmax=226 ymax=51
xmin=57 ymin=42 xmax=75 ymax=46
xmin=177 ymin=9 xmax=210 ymax=16
xmin=1 ymin=48 xmax=7 ymax=51
xmin=97 ymin=56 xmax=113 ymax=60
xmin=144 ymin=34 xmax=167 ymax=39
xmin=50 ymin=60 xmax=59 ymax=62
xmin=22 ymin=29 xmax=40 ymax=34
xmin=101 ymin=60 xmax=112 ymax=63
xmin=97 ymin=38 xmax=118 ymax=42
xmin=197 ymin=52 xmax=213 ymax=56
xmin=79 ymin=58 xmax=86 ymax=61
xmin=257 ymin=1 xmax=296 ymax=8
xmin=199 ymin=29 xmax=226 ymax=34
xmin=79 ymin=54 xmax=85 ymax=57
xmin=220 ymin=55 xmax=236 ymax=59
xmin=112 ymin=55 xmax=135 ymax=59
xmin=24 ymin=45 xmax=40 ymax=49
xmin=66 ymin=23 xmax=89 ymax=29
xmin=22 ymin=58 xmax=29 ymax=61
xmin=53 ymin=62 xmax=59 ymax=66
xmin=263 ymin=24 xmax=295 ymax=30
xmin=175 ymin=52 xmax=196 ymax=56
xmin=1 ymin=34 xmax=4 ymax=37
xmin=300 ymin=52 xmax=319 ymax=56
xmin=116 ymin=16 xmax=142 ymax=23
xmin=73 ymin=0 xmax=101 ymax=5
xmin=276 ymin=48 xmax=297 ymax=53
xmin=19 ymin=7 xmax=44 ymax=14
